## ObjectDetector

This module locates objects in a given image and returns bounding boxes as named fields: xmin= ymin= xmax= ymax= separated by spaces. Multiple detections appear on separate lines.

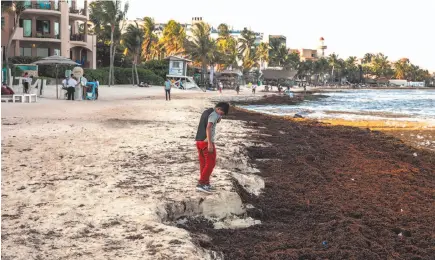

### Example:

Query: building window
xmin=54 ymin=22 xmax=60 ymax=38
xmin=172 ymin=61 xmax=180 ymax=68
xmin=36 ymin=0 xmax=51 ymax=10
xmin=20 ymin=47 xmax=32 ymax=56
xmin=1 ymin=17 xmax=4 ymax=28
xmin=36 ymin=20 xmax=50 ymax=36
xmin=23 ymin=1 xmax=32 ymax=8
xmin=54 ymin=49 xmax=60 ymax=56
xmin=19 ymin=19 xmax=32 ymax=37
xmin=36 ymin=48 xmax=49 ymax=57
xmin=311 ymin=53 xmax=315 ymax=58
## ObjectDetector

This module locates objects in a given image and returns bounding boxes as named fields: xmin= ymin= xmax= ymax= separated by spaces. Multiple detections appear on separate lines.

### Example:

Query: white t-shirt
xmin=62 ymin=78 xmax=78 ymax=87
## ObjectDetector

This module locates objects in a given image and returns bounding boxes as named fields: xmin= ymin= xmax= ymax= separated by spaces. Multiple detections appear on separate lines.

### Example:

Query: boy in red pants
xmin=195 ymin=102 xmax=230 ymax=193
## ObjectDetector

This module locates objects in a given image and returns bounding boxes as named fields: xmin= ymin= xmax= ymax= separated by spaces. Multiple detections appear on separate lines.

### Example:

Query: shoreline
xmin=184 ymin=107 xmax=435 ymax=259
xmin=234 ymin=93 xmax=435 ymax=152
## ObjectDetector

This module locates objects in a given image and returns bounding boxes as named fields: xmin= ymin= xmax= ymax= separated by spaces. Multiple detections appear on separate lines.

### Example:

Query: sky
xmin=126 ymin=0 xmax=435 ymax=72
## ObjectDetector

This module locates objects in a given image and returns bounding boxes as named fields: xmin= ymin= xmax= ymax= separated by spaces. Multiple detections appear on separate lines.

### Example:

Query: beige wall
xmin=1 ymin=0 xmax=96 ymax=69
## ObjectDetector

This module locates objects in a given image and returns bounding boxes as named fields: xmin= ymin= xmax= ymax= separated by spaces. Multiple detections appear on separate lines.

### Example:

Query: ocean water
xmin=243 ymin=89 xmax=435 ymax=125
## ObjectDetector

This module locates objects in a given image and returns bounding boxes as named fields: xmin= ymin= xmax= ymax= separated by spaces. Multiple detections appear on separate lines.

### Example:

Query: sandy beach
xmin=2 ymin=86 xmax=434 ymax=259
xmin=1 ymin=85 xmax=264 ymax=259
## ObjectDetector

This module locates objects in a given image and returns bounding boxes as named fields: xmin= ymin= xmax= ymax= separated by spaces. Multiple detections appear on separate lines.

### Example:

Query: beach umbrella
xmin=32 ymin=55 xmax=80 ymax=99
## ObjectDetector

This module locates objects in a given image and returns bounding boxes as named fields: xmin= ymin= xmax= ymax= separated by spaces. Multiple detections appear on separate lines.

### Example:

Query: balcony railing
xmin=69 ymin=8 xmax=86 ymax=16
xmin=70 ymin=34 xmax=85 ymax=42
xmin=24 ymin=2 xmax=59 ymax=11
xmin=21 ymin=31 xmax=60 ymax=40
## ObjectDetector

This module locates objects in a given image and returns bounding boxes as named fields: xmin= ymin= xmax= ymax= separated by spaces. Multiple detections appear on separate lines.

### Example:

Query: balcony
xmin=69 ymin=7 xmax=87 ymax=21
xmin=70 ymin=34 xmax=96 ymax=52
xmin=23 ymin=1 xmax=61 ymax=16
xmin=69 ymin=7 xmax=86 ymax=16
xmin=70 ymin=34 xmax=85 ymax=42
xmin=13 ymin=28 xmax=61 ymax=42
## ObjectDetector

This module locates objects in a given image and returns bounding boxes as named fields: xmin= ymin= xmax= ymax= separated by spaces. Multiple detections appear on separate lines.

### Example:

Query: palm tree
xmin=256 ymin=42 xmax=269 ymax=69
xmin=123 ymin=22 xmax=144 ymax=85
xmin=222 ymin=37 xmax=239 ymax=70
xmin=184 ymin=22 xmax=216 ymax=88
xmin=215 ymin=23 xmax=235 ymax=71
xmin=217 ymin=23 xmax=230 ymax=40
xmin=371 ymin=53 xmax=392 ymax=79
xmin=328 ymin=53 xmax=340 ymax=82
xmin=268 ymin=37 xmax=283 ymax=66
xmin=238 ymin=28 xmax=257 ymax=71
xmin=89 ymin=0 xmax=129 ymax=86
xmin=362 ymin=53 xmax=373 ymax=64
xmin=141 ymin=17 xmax=159 ymax=60
xmin=2 ymin=1 xmax=26 ymax=74
xmin=394 ymin=58 xmax=410 ymax=80
xmin=162 ymin=20 xmax=185 ymax=56
xmin=313 ymin=57 xmax=329 ymax=85
xmin=344 ymin=56 xmax=358 ymax=82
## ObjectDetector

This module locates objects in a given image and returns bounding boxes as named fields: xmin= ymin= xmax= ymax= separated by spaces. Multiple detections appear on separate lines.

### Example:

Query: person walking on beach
xmin=235 ymin=84 xmax=240 ymax=95
xmin=164 ymin=79 xmax=171 ymax=101
xmin=195 ymin=102 xmax=230 ymax=193
xmin=252 ymin=84 xmax=257 ymax=94
xmin=218 ymin=81 xmax=223 ymax=94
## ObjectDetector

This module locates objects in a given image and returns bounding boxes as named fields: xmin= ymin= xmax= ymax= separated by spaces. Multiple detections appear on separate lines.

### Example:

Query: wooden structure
xmin=216 ymin=70 xmax=243 ymax=89
xmin=261 ymin=68 xmax=297 ymax=87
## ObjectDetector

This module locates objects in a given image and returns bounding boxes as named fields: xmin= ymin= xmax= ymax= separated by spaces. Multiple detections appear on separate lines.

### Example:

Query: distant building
xmin=269 ymin=35 xmax=286 ymax=48
xmin=289 ymin=37 xmax=328 ymax=61
xmin=122 ymin=17 xmax=264 ymax=45
xmin=210 ymin=27 xmax=264 ymax=45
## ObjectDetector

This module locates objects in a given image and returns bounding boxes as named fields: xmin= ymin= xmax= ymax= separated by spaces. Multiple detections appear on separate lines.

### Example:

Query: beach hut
xmin=261 ymin=68 xmax=297 ymax=87
xmin=217 ymin=69 xmax=243 ymax=89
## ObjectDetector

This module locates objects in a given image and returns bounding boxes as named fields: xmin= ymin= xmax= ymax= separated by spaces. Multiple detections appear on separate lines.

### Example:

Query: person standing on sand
xmin=22 ymin=72 xmax=31 ymax=94
xmin=164 ymin=79 xmax=171 ymax=101
xmin=252 ymin=84 xmax=256 ymax=94
xmin=195 ymin=102 xmax=230 ymax=193
xmin=62 ymin=74 xmax=78 ymax=101
xmin=235 ymin=84 xmax=240 ymax=94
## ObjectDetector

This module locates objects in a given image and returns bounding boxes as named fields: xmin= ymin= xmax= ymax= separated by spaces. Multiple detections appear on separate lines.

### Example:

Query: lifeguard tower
xmin=165 ymin=56 xmax=200 ymax=90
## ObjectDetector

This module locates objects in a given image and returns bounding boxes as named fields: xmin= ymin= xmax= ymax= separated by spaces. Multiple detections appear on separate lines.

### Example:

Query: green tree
xmin=371 ymin=53 xmax=392 ymax=79
xmin=140 ymin=17 xmax=160 ymax=61
xmin=238 ymin=28 xmax=257 ymax=72
xmin=89 ymin=0 xmax=129 ymax=86
xmin=393 ymin=58 xmax=410 ymax=80
xmin=123 ymin=21 xmax=144 ymax=85
xmin=256 ymin=42 xmax=269 ymax=69
xmin=343 ymin=56 xmax=358 ymax=82
xmin=184 ymin=22 xmax=216 ymax=88
xmin=161 ymin=20 xmax=185 ymax=56
xmin=268 ymin=38 xmax=285 ymax=67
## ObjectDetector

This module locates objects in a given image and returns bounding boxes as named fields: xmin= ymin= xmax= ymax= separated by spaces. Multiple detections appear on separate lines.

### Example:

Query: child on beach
xmin=195 ymin=102 xmax=230 ymax=193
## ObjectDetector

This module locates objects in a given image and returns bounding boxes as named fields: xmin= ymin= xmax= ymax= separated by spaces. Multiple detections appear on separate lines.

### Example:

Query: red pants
xmin=196 ymin=141 xmax=216 ymax=185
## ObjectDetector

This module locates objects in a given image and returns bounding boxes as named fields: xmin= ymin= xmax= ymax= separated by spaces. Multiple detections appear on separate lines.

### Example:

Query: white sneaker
xmin=196 ymin=184 xmax=212 ymax=194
